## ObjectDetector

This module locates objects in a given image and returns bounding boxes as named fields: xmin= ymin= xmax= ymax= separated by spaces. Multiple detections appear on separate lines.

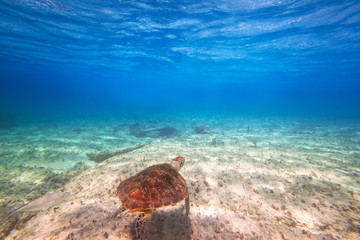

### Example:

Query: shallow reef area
xmin=0 ymin=116 xmax=359 ymax=239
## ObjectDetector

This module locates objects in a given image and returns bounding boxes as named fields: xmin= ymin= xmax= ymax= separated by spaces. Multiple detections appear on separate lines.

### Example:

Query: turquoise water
xmin=1 ymin=1 xmax=360 ymax=239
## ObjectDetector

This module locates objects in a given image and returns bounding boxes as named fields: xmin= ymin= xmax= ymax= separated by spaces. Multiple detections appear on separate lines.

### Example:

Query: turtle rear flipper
xmin=185 ymin=195 xmax=190 ymax=220
xmin=135 ymin=211 xmax=152 ymax=240
xmin=111 ymin=206 xmax=126 ymax=218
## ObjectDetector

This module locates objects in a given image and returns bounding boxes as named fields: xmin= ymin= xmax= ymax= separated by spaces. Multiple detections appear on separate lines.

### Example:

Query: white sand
xmin=1 ymin=116 xmax=359 ymax=239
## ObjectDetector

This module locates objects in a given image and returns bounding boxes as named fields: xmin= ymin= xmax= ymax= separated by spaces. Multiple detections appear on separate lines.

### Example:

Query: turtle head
xmin=171 ymin=156 xmax=185 ymax=171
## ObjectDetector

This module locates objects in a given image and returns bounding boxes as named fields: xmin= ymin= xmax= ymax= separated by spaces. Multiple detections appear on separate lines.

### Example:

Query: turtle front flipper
xmin=135 ymin=210 xmax=152 ymax=240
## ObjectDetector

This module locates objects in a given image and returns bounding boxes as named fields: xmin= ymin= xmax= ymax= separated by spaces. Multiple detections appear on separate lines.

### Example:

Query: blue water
xmin=1 ymin=0 xmax=360 ymax=120
xmin=1 ymin=2 xmax=360 ymax=239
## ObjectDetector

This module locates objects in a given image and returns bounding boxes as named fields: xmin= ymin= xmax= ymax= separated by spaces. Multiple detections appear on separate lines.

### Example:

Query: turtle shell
xmin=117 ymin=163 xmax=188 ymax=211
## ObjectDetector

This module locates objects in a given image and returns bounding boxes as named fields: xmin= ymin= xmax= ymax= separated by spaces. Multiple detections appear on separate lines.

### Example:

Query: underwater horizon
xmin=0 ymin=0 xmax=360 ymax=121
xmin=1 ymin=1 xmax=360 ymax=240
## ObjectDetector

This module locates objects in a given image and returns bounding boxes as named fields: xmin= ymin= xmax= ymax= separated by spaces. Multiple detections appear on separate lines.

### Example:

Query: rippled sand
xmin=1 ymin=116 xmax=359 ymax=239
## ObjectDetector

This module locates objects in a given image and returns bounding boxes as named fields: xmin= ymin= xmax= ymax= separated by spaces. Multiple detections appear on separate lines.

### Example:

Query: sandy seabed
xmin=1 ymin=116 xmax=359 ymax=240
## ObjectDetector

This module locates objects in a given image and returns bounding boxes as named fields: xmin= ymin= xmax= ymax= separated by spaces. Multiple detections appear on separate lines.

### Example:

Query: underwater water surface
xmin=0 ymin=1 xmax=360 ymax=239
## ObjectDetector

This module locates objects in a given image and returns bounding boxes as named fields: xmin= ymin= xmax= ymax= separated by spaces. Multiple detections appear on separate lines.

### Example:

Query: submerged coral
xmin=129 ymin=124 xmax=178 ymax=138
xmin=157 ymin=126 xmax=178 ymax=137
xmin=86 ymin=144 xmax=145 ymax=163
xmin=195 ymin=124 xmax=211 ymax=134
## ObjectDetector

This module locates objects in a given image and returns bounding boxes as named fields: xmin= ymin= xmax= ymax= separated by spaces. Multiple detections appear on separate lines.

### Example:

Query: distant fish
xmin=3 ymin=191 xmax=70 ymax=220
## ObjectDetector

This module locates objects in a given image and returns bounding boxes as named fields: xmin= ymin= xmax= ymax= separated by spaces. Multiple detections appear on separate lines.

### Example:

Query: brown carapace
xmin=117 ymin=163 xmax=188 ymax=210
xmin=113 ymin=156 xmax=189 ymax=240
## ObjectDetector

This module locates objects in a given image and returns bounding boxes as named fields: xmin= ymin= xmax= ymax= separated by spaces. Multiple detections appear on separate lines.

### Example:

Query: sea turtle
xmin=113 ymin=156 xmax=189 ymax=240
